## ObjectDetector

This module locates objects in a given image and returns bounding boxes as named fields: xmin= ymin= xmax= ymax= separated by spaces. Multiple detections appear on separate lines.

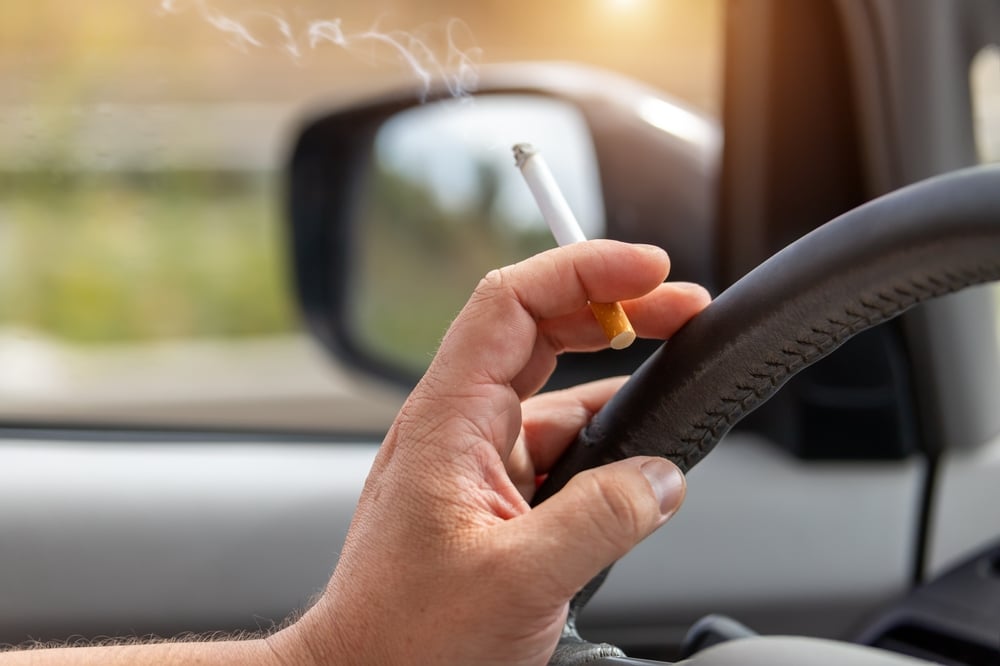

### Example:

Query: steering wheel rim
xmin=534 ymin=165 xmax=1000 ymax=665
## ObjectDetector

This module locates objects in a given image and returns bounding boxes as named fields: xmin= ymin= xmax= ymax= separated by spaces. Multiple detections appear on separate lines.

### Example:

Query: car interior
xmin=2 ymin=1 xmax=999 ymax=664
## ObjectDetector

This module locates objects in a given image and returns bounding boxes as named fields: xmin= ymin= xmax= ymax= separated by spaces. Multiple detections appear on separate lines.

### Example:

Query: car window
xmin=970 ymin=44 xmax=1000 ymax=349
xmin=0 ymin=0 xmax=721 ymax=433
xmin=971 ymin=44 xmax=1000 ymax=164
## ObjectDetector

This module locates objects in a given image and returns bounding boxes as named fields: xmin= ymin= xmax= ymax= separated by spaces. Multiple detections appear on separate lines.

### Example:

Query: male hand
xmin=277 ymin=240 xmax=711 ymax=666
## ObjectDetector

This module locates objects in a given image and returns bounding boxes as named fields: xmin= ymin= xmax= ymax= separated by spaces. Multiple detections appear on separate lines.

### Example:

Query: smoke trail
xmin=158 ymin=1 xmax=481 ymax=98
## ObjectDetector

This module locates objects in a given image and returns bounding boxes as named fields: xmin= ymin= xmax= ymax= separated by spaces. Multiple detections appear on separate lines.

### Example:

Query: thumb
xmin=513 ymin=457 xmax=685 ymax=600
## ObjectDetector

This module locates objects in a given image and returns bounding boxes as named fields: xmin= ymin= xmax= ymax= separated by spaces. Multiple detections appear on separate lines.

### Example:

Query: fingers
xmin=504 ymin=377 xmax=626 ymax=498
xmin=399 ymin=241 xmax=708 ymax=472
xmin=538 ymin=282 xmax=712 ymax=353
xmin=520 ymin=377 xmax=626 ymax=472
xmin=508 ymin=457 xmax=686 ymax=599
xmin=430 ymin=241 xmax=671 ymax=394
xmin=511 ymin=282 xmax=710 ymax=397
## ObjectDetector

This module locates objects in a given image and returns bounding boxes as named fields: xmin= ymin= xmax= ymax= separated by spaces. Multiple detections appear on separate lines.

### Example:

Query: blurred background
xmin=0 ymin=0 xmax=722 ymax=431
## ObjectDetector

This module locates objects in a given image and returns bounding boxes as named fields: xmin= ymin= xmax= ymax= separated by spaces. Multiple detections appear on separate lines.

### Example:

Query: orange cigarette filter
xmin=589 ymin=302 xmax=637 ymax=350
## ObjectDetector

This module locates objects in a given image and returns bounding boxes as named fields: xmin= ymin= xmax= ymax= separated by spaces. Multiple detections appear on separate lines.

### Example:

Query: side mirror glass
xmin=348 ymin=95 xmax=605 ymax=377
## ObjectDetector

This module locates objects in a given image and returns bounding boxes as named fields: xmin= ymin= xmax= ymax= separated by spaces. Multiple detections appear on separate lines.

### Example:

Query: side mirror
xmin=287 ymin=63 xmax=720 ymax=387
xmin=350 ymin=95 xmax=605 ymax=377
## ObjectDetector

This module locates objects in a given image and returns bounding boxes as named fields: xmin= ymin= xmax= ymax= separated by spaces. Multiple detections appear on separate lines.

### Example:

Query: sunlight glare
xmin=606 ymin=0 xmax=643 ymax=12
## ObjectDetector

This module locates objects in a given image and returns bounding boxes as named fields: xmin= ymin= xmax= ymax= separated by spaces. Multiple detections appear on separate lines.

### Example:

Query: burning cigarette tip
xmin=513 ymin=142 xmax=637 ymax=350
xmin=512 ymin=142 xmax=536 ymax=169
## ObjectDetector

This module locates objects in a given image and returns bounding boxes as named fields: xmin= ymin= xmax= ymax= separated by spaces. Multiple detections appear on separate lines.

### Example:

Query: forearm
xmin=0 ymin=637 xmax=276 ymax=666
xmin=0 ymin=601 xmax=339 ymax=666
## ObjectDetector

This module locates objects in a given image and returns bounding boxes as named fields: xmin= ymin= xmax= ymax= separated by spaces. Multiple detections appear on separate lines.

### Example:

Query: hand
xmin=275 ymin=241 xmax=712 ymax=666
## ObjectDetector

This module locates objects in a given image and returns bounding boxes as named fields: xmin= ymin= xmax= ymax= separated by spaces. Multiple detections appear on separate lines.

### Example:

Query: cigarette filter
xmin=513 ymin=143 xmax=636 ymax=350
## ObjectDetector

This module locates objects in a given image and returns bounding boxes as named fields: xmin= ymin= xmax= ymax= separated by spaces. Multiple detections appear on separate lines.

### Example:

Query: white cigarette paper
xmin=513 ymin=143 xmax=637 ymax=350
xmin=513 ymin=144 xmax=587 ymax=246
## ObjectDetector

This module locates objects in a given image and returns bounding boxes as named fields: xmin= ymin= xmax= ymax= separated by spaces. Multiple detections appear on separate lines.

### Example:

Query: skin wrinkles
xmin=1 ymin=241 xmax=704 ymax=666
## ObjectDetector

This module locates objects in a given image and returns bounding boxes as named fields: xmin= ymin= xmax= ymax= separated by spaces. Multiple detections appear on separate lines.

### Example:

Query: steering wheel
xmin=529 ymin=165 xmax=1000 ymax=665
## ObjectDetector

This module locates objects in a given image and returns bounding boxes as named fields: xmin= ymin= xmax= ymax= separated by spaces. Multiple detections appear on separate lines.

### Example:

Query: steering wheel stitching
xmin=532 ymin=165 xmax=1000 ymax=665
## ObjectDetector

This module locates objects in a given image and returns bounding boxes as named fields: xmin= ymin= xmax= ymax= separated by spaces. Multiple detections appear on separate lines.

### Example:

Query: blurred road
xmin=0 ymin=330 xmax=406 ymax=432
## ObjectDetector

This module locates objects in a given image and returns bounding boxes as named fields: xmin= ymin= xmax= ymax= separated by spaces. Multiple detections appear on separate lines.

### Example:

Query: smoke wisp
xmin=159 ymin=0 xmax=482 ymax=98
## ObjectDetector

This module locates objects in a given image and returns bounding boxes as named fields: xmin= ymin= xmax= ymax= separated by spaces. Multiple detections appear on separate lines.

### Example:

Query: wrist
xmin=264 ymin=595 xmax=353 ymax=666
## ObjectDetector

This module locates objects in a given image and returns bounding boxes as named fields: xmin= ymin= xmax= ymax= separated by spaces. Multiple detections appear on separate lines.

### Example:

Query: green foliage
xmin=0 ymin=171 xmax=295 ymax=343
xmin=0 ymin=162 xmax=559 ymax=363
xmin=353 ymin=162 xmax=553 ymax=375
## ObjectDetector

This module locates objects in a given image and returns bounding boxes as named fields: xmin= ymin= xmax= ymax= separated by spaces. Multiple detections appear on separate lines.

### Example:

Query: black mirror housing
xmin=286 ymin=62 xmax=720 ymax=387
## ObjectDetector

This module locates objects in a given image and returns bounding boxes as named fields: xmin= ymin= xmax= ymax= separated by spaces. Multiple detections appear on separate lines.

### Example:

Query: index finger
xmin=431 ymin=240 xmax=671 ymax=394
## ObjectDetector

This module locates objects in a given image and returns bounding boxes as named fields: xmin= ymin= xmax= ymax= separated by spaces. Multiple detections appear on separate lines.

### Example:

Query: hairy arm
xmin=2 ymin=640 xmax=269 ymax=666
xmin=0 ymin=242 xmax=707 ymax=666
xmin=0 ymin=630 xmax=295 ymax=666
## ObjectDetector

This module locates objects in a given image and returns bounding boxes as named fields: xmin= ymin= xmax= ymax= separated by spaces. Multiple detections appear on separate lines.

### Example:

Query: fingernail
xmin=640 ymin=459 xmax=686 ymax=516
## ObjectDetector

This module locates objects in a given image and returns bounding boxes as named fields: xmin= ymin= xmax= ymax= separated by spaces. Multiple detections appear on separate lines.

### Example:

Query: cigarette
xmin=513 ymin=143 xmax=636 ymax=350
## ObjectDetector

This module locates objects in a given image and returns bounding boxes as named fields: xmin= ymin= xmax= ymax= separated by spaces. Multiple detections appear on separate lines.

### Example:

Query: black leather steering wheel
xmin=529 ymin=165 xmax=1000 ymax=665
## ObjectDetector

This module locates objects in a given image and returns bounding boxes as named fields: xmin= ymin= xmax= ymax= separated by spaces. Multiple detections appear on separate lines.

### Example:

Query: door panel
xmin=0 ymin=432 xmax=920 ymax=648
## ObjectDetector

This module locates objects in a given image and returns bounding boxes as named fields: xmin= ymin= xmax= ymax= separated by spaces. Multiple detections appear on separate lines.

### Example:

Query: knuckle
xmin=579 ymin=471 xmax=644 ymax=547
xmin=474 ymin=268 xmax=507 ymax=298
xmin=469 ymin=266 xmax=525 ymax=319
